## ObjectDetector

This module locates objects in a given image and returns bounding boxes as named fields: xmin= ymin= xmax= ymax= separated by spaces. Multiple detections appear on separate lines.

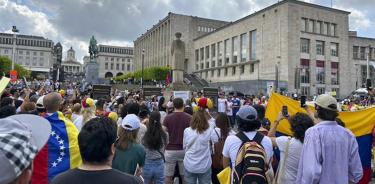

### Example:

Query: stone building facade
xmin=193 ymin=0 xmax=374 ymax=98
xmin=134 ymin=12 xmax=228 ymax=73
xmin=0 ymin=33 xmax=54 ymax=79
xmin=97 ymin=45 xmax=134 ymax=78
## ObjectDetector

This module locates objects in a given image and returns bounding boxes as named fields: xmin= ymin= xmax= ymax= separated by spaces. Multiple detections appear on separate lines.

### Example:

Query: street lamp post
xmin=141 ymin=49 xmax=145 ymax=91
xmin=11 ymin=26 xmax=19 ymax=70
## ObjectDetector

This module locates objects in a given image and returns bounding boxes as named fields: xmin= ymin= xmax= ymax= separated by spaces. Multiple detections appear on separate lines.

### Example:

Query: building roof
xmin=62 ymin=59 xmax=82 ymax=65
xmin=194 ymin=0 xmax=351 ymax=41
xmin=134 ymin=12 xmax=229 ymax=42
xmin=0 ymin=33 xmax=52 ymax=41
xmin=68 ymin=46 xmax=74 ymax=52
xmin=349 ymin=36 xmax=375 ymax=41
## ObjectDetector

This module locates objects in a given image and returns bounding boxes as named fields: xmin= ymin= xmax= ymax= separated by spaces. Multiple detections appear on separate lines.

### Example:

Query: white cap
xmin=121 ymin=114 xmax=140 ymax=131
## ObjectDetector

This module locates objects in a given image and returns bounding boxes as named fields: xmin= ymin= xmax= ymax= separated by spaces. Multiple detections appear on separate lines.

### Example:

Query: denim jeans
xmin=142 ymin=159 xmax=165 ymax=184
xmin=184 ymin=168 xmax=211 ymax=184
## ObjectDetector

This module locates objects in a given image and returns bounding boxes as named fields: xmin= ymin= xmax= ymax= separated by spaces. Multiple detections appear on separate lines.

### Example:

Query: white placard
xmin=173 ymin=91 xmax=190 ymax=102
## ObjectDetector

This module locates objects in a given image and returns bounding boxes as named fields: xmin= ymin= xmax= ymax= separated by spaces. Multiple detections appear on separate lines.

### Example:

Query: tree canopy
xmin=113 ymin=66 xmax=171 ymax=81
xmin=0 ymin=56 xmax=30 ymax=78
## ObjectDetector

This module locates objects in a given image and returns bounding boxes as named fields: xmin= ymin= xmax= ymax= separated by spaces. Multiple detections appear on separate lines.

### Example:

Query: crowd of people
xmin=0 ymin=78 xmax=374 ymax=184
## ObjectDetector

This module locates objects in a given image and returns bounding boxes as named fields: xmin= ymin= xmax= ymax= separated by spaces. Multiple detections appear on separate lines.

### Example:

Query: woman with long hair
xmin=268 ymin=112 xmax=314 ymax=183
xmin=183 ymin=109 xmax=219 ymax=184
xmin=211 ymin=112 xmax=232 ymax=184
xmin=112 ymin=114 xmax=146 ymax=176
xmin=142 ymin=112 xmax=169 ymax=184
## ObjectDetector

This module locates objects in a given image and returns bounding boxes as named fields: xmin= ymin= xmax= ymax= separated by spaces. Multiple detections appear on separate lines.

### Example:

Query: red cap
xmin=198 ymin=98 xmax=208 ymax=108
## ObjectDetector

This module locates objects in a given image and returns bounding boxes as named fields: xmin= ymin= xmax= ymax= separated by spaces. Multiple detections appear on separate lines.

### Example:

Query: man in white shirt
xmin=217 ymin=93 xmax=227 ymax=113
xmin=222 ymin=105 xmax=273 ymax=182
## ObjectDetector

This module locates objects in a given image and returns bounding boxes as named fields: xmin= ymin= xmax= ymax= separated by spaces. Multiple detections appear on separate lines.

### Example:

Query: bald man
xmin=32 ymin=92 xmax=82 ymax=183
xmin=43 ymin=92 xmax=63 ymax=113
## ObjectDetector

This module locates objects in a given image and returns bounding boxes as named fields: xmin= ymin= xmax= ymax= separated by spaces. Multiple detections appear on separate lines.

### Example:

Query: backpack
xmin=233 ymin=131 xmax=268 ymax=184
xmin=211 ymin=129 xmax=225 ymax=169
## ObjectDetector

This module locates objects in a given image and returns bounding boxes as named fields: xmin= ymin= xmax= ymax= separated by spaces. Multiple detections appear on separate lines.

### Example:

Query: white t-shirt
xmin=72 ymin=114 xmax=83 ymax=132
xmin=218 ymin=98 xmax=227 ymax=113
xmin=183 ymin=126 xmax=220 ymax=173
xmin=275 ymin=136 xmax=303 ymax=184
xmin=226 ymin=101 xmax=233 ymax=116
xmin=222 ymin=131 xmax=273 ymax=169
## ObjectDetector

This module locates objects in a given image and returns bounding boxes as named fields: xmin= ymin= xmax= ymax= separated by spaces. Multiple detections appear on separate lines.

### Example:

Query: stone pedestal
xmin=85 ymin=58 xmax=99 ymax=84
xmin=172 ymin=70 xmax=184 ymax=83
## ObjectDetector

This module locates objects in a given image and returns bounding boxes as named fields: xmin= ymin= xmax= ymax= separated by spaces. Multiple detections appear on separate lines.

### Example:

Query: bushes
xmin=114 ymin=66 xmax=171 ymax=81
xmin=0 ymin=56 xmax=30 ymax=78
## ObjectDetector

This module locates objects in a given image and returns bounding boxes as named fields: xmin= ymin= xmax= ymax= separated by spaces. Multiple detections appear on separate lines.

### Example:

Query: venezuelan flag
xmin=32 ymin=112 xmax=82 ymax=183
xmin=265 ymin=93 xmax=375 ymax=184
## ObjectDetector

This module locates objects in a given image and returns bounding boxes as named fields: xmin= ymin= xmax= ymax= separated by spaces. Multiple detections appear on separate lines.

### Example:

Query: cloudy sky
xmin=1 ymin=0 xmax=374 ymax=63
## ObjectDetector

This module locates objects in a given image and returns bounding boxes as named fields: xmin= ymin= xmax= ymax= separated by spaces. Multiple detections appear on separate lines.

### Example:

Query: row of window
xmin=300 ymin=38 xmax=339 ymax=57
xmin=99 ymin=46 xmax=133 ymax=55
xmin=105 ymin=57 xmax=132 ymax=62
xmin=195 ymin=30 xmax=257 ymax=69
xmin=0 ymin=37 xmax=52 ymax=47
xmin=200 ymin=64 xmax=257 ymax=78
xmin=300 ymin=87 xmax=339 ymax=96
xmin=197 ymin=26 xmax=216 ymax=33
xmin=301 ymin=18 xmax=337 ymax=37
xmin=299 ymin=59 xmax=339 ymax=85
xmin=63 ymin=66 xmax=81 ymax=72
xmin=353 ymin=46 xmax=375 ymax=60
xmin=104 ymin=63 xmax=131 ymax=71
xmin=17 ymin=56 xmax=44 ymax=61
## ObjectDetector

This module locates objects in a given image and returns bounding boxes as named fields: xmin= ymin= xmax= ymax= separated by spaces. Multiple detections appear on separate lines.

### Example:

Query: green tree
xmin=113 ymin=66 xmax=171 ymax=81
xmin=0 ymin=56 xmax=30 ymax=78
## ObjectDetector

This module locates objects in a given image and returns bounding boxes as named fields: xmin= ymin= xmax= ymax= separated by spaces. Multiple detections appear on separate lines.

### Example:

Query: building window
xmin=218 ymin=59 xmax=222 ymax=67
xmin=299 ymin=59 xmax=310 ymax=84
xmin=200 ymin=48 xmax=204 ymax=60
xmin=232 ymin=66 xmax=236 ymax=75
xmin=4 ymin=49 xmax=8 ymax=54
xmin=201 ymin=63 xmax=204 ymax=70
xmin=211 ymin=60 xmax=216 ymax=68
xmin=33 ymin=52 xmax=37 ymax=56
xmin=240 ymin=33 xmax=248 ymax=62
xmin=205 ymin=46 xmax=209 ymax=59
xmin=250 ymin=63 xmax=255 ymax=73
xmin=111 ymin=57 xmax=114 ymax=61
xmin=110 ymin=63 xmax=114 ymax=70
xmin=105 ymin=63 xmax=108 ymax=70
xmin=353 ymin=46 xmax=359 ymax=59
xmin=217 ymin=69 xmax=221 ymax=77
xmin=40 ymin=52 xmax=44 ymax=56
xmin=316 ymin=21 xmax=321 ymax=34
xmin=330 ymin=43 xmax=339 ymax=57
xmin=323 ymin=22 xmax=329 ymax=35
xmin=218 ymin=41 xmax=223 ymax=57
xmin=196 ymin=64 xmax=199 ymax=70
xmin=360 ymin=47 xmax=366 ymax=59
xmin=232 ymin=36 xmax=238 ymax=64
xmin=308 ymin=19 xmax=314 ymax=32
xmin=116 ymin=64 xmax=119 ymax=70
xmin=26 ymin=51 xmax=30 ymax=55
xmin=330 ymin=24 xmax=336 ymax=36
xmin=224 ymin=68 xmax=228 ymax=76
xmin=211 ymin=70 xmax=214 ymax=77
xmin=301 ymin=18 xmax=307 ymax=31
xmin=316 ymin=60 xmax=325 ymax=84
xmin=18 ymin=50 xmax=23 ymax=54
xmin=39 ymin=62 xmax=43 ymax=66
xmin=211 ymin=44 xmax=216 ymax=57
xmin=122 ymin=58 xmax=125 ymax=62
xmin=316 ymin=41 xmax=325 ymax=55
xmin=127 ymin=64 xmax=130 ymax=71
xmin=224 ymin=39 xmax=230 ymax=63
xmin=301 ymin=38 xmax=310 ymax=53
xmin=331 ymin=62 xmax=339 ymax=85
xmin=195 ymin=49 xmax=199 ymax=62
xmin=240 ymin=65 xmax=245 ymax=74
xmin=301 ymin=87 xmax=310 ymax=96
xmin=250 ymin=30 xmax=257 ymax=60
xmin=117 ymin=58 xmax=119 ymax=61
xmin=205 ymin=71 xmax=208 ymax=78
xmin=317 ymin=87 xmax=325 ymax=95
xmin=128 ymin=59 xmax=131 ymax=62
xmin=206 ymin=62 xmax=209 ymax=69
xmin=122 ymin=64 xmax=125 ymax=70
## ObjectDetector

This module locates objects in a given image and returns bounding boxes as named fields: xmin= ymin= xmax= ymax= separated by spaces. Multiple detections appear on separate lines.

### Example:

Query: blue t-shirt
xmin=232 ymin=98 xmax=240 ymax=115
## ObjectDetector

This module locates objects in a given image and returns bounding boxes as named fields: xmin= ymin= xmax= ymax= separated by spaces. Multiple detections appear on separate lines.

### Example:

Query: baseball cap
xmin=236 ymin=105 xmax=258 ymax=121
xmin=36 ymin=95 xmax=45 ymax=109
xmin=0 ymin=114 xmax=51 ymax=184
xmin=315 ymin=94 xmax=338 ymax=112
xmin=121 ymin=114 xmax=140 ymax=131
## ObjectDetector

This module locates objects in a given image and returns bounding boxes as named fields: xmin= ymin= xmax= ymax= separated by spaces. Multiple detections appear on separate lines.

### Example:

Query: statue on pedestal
xmin=171 ymin=32 xmax=185 ymax=83
xmin=85 ymin=35 xmax=100 ymax=85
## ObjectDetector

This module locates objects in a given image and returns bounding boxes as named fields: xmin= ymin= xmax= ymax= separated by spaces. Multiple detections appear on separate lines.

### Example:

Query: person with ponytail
xmin=142 ymin=111 xmax=169 ymax=184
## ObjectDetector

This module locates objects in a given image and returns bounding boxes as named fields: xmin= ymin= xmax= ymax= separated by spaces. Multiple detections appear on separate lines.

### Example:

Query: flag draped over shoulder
xmin=32 ymin=111 xmax=82 ymax=184
xmin=265 ymin=93 xmax=375 ymax=183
